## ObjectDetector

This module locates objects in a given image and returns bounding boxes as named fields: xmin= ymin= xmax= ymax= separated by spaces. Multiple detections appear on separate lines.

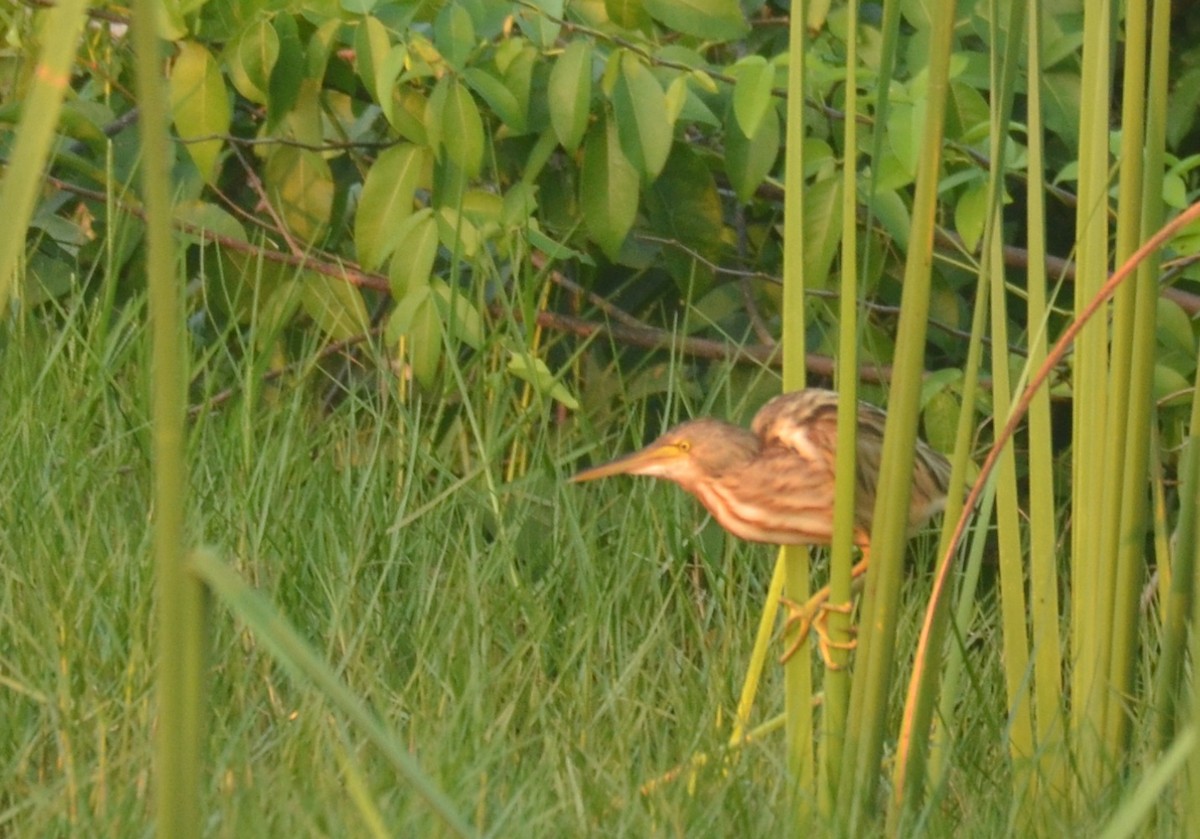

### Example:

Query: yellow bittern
xmin=570 ymin=389 xmax=953 ymax=665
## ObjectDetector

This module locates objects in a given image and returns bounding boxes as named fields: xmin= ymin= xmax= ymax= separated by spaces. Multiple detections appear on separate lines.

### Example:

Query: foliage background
xmin=4 ymin=0 xmax=1200 ymax=834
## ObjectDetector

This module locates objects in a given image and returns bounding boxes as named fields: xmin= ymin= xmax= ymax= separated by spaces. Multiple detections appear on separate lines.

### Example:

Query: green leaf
xmin=276 ymin=78 xmax=324 ymax=147
xmin=169 ymin=42 xmax=230 ymax=185
xmin=211 ymin=250 xmax=287 ymax=323
xmin=610 ymin=52 xmax=672 ymax=181
xmin=944 ymin=80 xmax=989 ymax=141
xmin=886 ymin=101 xmax=919 ymax=183
xmin=440 ymin=77 xmax=485 ymax=177
xmin=1167 ymin=67 xmax=1200 ymax=149
xmin=548 ymin=40 xmax=592 ymax=152
xmin=387 ymin=275 xmax=430 ymax=337
xmin=157 ymin=1 xmax=187 ymax=40
xmin=872 ymin=145 xmax=916 ymax=192
xmin=387 ymin=280 xmax=443 ymax=388
xmin=501 ymin=42 xmax=537 ymax=135
xmin=501 ymin=182 xmax=539 ymax=227
xmin=1040 ymin=70 xmax=1082 ymax=155
xmin=435 ymin=207 xmax=482 ymax=259
xmin=355 ymin=144 xmax=429 ymax=271
xmin=1157 ymin=297 xmax=1195 ymax=358
xmin=264 ymin=146 xmax=334 ymax=243
xmin=507 ymin=353 xmax=580 ymax=410
xmin=515 ymin=0 xmax=563 ymax=48
xmin=869 ymin=189 xmax=913 ymax=252
xmin=227 ymin=20 xmax=278 ymax=105
xmin=664 ymin=75 xmax=688 ymax=124
xmin=267 ymin=14 xmax=305 ymax=126
xmin=424 ymin=78 xmax=448 ymax=161
xmin=1154 ymin=362 xmax=1192 ymax=407
xmin=306 ymin=18 xmax=341 ymax=81
xmin=430 ymin=279 xmax=484 ymax=350
xmin=174 ymin=200 xmax=246 ymax=246
xmin=921 ymin=370 xmax=963 ymax=454
xmin=354 ymin=15 xmax=392 ymax=103
xmin=802 ymin=175 xmax=843 ymax=288
xmin=434 ymin=3 xmax=476 ymax=70
xmin=432 ymin=157 xmax=468 ymax=208
xmin=580 ymin=114 xmax=639 ymax=258
xmin=644 ymin=145 xmax=721 ymax=286
xmin=730 ymin=55 xmax=774 ymax=139
xmin=954 ymin=180 xmax=988 ymax=254
xmin=388 ymin=209 xmax=439 ymax=298
xmin=461 ymin=190 xmax=504 ymax=232
xmin=259 ymin=279 xmax=304 ymax=343
xmin=375 ymin=43 xmax=408 ymax=126
xmin=55 ymin=101 xmax=110 ymax=147
xmin=299 ymin=275 xmax=370 ymax=342
xmin=24 ymin=253 xmax=75 ymax=306
xmin=464 ymin=67 xmax=526 ymax=133
xmin=673 ymin=82 xmax=721 ymax=126
xmin=723 ymin=102 xmax=778 ymax=202
xmin=525 ymin=224 xmax=591 ymax=263
xmin=643 ymin=0 xmax=748 ymax=40
xmin=606 ymin=0 xmax=652 ymax=30
xmin=390 ymin=87 xmax=429 ymax=145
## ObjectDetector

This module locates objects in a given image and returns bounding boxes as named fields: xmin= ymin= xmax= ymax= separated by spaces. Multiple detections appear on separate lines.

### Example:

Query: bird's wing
xmin=752 ymin=391 xmax=906 ymax=532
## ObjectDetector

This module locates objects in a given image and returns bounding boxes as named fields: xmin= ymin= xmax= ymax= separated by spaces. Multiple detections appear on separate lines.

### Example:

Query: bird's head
xmin=570 ymin=418 xmax=760 ymax=491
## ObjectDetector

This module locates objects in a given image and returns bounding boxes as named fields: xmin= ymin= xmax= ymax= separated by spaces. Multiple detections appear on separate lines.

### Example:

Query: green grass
xmin=1 ymin=299 xmax=1161 ymax=837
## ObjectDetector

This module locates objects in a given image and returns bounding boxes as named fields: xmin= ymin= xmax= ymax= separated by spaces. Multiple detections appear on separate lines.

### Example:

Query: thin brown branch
xmin=175 ymin=132 xmax=400 ymax=154
xmin=531 ymin=308 xmax=867 ymax=383
xmin=228 ymin=141 xmax=304 ymax=257
xmin=43 ymin=174 xmax=391 ymax=292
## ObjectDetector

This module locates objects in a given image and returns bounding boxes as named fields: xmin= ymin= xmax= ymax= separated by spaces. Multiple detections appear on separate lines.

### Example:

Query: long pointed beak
xmin=569 ymin=443 xmax=683 ymax=482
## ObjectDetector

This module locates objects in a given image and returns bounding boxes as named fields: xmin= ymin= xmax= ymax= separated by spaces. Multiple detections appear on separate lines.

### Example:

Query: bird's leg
xmin=778 ymin=555 xmax=870 ymax=667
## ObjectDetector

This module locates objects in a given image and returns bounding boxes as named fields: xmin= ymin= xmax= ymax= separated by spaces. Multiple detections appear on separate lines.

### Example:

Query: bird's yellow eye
xmin=677 ymin=440 xmax=690 ymax=452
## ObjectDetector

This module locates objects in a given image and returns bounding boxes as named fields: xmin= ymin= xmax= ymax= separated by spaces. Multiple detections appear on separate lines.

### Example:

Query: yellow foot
xmin=778 ymin=595 xmax=858 ymax=669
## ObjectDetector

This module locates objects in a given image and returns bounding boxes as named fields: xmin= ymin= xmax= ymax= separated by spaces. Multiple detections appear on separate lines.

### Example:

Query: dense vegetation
xmin=4 ymin=0 xmax=1200 ymax=834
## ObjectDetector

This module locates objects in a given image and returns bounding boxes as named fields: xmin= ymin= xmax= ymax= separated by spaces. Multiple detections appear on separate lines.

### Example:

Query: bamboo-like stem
xmin=908 ymin=264 xmax=990 ymax=804
xmin=892 ymin=1 xmax=1025 ymax=826
xmin=1071 ymin=0 xmax=1114 ymax=794
xmin=1022 ymin=0 xmax=1068 ymax=808
xmin=1152 ymin=0 xmax=1195 ymax=745
xmin=913 ymin=198 xmax=1200 ymax=829
xmin=976 ymin=0 xmax=1036 ymax=808
xmin=1157 ymin=389 xmax=1200 ymax=752
xmin=1187 ymin=428 xmax=1200 ymax=833
xmin=838 ymin=0 xmax=956 ymax=826
xmin=730 ymin=554 xmax=787 ymax=746
xmin=131 ymin=5 xmax=207 ymax=834
xmin=822 ymin=0 xmax=860 ymax=807
xmin=1101 ymin=0 xmax=1153 ymax=761
xmin=780 ymin=0 xmax=815 ymax=800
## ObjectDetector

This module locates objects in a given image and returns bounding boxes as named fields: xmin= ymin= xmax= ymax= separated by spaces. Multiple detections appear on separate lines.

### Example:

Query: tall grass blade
xmin=0 ymin=0 xmax=90 ymax=313
xmin=189 ymin=551 xmax=476 ymax=838
xmin=1097 ymin=727 xmax=1196 ymax=839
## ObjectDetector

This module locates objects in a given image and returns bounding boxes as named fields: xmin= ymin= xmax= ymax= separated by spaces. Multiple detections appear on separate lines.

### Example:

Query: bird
xmin=569 ymin=388 xmax=954 ymax=666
